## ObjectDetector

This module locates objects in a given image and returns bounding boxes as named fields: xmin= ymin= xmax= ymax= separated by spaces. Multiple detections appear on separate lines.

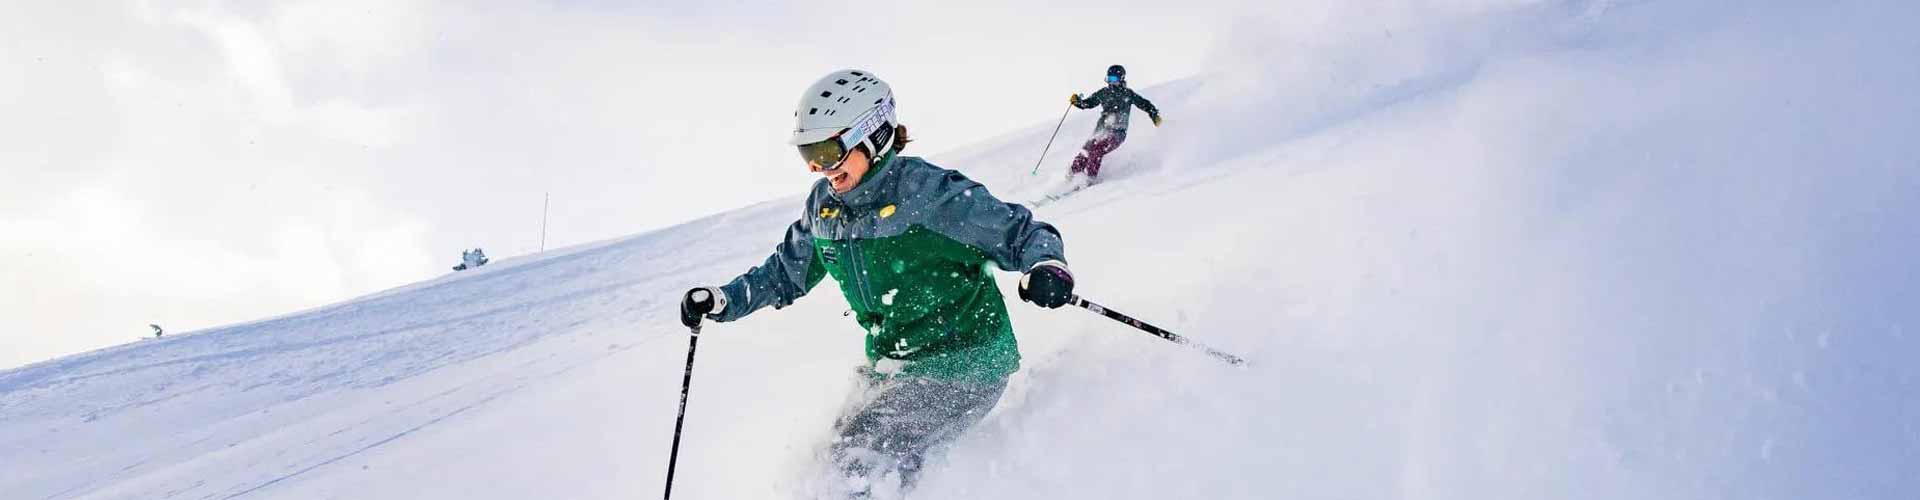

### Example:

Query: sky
xmin=0 ymin=0 xmax=1250 ymax=369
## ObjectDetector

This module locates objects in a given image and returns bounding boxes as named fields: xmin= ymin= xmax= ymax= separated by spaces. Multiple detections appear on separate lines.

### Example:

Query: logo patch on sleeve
xmin=878 ymin=204 xmax=897 ymax=218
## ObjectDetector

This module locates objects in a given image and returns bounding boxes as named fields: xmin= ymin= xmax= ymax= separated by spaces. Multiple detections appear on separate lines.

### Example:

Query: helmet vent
xmin=793 ymin=70 xmax=894 ymax=146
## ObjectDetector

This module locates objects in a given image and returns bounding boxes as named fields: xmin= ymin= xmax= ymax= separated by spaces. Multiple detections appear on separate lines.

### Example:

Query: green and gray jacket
xmin=710 ymin=154 xmax=1066 ymax=382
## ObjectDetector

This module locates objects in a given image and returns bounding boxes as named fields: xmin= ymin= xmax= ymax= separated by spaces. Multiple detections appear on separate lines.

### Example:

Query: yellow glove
xmin=1070 ymin=94 xmax=1081 ymax=106
xmin=1152 ymin=114 xmax=1163 ymax=126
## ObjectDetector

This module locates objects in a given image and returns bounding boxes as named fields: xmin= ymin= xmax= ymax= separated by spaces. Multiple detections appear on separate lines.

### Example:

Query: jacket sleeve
xmin=1073 ymin=87 xmax=1107 ymax=110
xmin=910 ymin=167 xmax=1067 ymax=272
xmin=1127 ymin=88 xmax=1161 ymax=121
xmin=712 ymin=203 xmax=828 ymax=322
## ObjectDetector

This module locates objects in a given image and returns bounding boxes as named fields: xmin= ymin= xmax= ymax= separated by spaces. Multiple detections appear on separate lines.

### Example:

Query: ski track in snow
xmin=6 ymin=2 xmax=1920 ymax=499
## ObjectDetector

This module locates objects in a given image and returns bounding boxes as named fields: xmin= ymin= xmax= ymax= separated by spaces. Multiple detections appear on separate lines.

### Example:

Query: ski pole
xmin=1069 ymin=295 xmax=1247 ymax=366
xmin=1030 ymin=104 xmax=1073 ymax=175
xmin=662 ymin=321 xmax=702 ymax=499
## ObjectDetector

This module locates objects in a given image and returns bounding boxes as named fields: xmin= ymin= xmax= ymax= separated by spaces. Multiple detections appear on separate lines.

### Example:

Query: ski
xmin=1029 ymin=177 xmax=1094 ymax=208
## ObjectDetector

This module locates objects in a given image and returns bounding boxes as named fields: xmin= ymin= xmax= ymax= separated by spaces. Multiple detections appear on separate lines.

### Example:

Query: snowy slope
xmin=6 ymin=2 xmax=1919 ymax=499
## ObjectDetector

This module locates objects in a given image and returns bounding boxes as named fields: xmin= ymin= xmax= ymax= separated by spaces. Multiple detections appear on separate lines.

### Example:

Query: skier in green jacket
xmin=678 ymin=69 xmax=1076 ymax=496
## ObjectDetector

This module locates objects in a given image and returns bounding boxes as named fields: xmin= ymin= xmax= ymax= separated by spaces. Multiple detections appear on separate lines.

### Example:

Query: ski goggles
xmin=1106 ymin=74 xmax=1121 ymax=84
xmin=797 ymin=133 xmax=858 ymax=170
xmin=796 ymin=100 xmax=895 ymax=170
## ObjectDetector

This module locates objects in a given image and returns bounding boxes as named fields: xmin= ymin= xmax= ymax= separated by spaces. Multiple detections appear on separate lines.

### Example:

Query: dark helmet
xmin=1107 ymin=64 xmax=1126 ymax=79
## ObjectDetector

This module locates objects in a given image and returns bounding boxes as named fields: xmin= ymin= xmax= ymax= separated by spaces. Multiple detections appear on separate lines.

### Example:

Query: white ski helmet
xmin=790 ymin=69 xmax=898 ymax=167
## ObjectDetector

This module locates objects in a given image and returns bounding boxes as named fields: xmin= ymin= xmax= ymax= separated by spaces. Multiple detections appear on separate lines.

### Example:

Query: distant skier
xmin=679 ymin=69 xmax=1075 ymax=497
xmin=1067 ymin=64 xmax=1162 ymax=182
xmin=452 ymin=248 xmax=489 ymax=271
xmin=149 ymin=324 xmax=163 ymax=338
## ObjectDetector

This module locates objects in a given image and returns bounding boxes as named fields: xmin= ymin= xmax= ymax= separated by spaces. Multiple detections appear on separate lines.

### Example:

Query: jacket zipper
xmin=845 ymin=211 xmax=876 ymax=315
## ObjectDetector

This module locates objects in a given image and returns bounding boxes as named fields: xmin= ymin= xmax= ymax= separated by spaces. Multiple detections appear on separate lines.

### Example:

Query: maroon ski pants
xmin=1068 ymin=129 xmax=1128 ymax=178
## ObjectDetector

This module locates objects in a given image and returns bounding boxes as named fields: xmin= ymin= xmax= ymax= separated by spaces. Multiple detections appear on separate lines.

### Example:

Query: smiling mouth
xmin=829 ymin=171 xmax=849 ymax=185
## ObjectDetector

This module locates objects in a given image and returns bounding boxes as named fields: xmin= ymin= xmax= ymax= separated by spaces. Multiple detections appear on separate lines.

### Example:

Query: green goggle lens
xmin=797 ymin=136 xmax=852 ymax=169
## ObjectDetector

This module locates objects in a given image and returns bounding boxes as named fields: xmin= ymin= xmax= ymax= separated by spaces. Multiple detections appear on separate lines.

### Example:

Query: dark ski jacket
xmin=1074 ymin=84 xmax=1161 ymax=135
xmin=710 ymin=153 xmax=1067 ymax=382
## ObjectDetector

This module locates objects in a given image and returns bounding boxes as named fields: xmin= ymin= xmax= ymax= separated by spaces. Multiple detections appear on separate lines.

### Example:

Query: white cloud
xmin=270 ymin=0 xmax=431 ymax=78
xmin=175 ymin=7 xmax=297 ymax=120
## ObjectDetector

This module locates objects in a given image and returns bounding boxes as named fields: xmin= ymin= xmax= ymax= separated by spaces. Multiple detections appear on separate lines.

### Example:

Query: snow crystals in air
xmin=6 ymin=3 xmax=1916 ymax=498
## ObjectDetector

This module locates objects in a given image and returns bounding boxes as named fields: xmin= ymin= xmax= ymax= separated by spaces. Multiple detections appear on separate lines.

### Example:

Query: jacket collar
xmin=825 ymin=151 xmax=901 ymax=210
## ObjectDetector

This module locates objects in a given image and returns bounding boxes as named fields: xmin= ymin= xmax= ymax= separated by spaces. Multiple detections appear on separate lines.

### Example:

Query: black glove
xmin=680 ymin=287 xmax=719 ymax=327
xmin=1018 ymin=261 xmax=1074 ymax=309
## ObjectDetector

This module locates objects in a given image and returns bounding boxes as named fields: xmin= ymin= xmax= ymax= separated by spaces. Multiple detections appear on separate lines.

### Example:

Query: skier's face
xmin=811 ymin=146 xmax=870 ymax=193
